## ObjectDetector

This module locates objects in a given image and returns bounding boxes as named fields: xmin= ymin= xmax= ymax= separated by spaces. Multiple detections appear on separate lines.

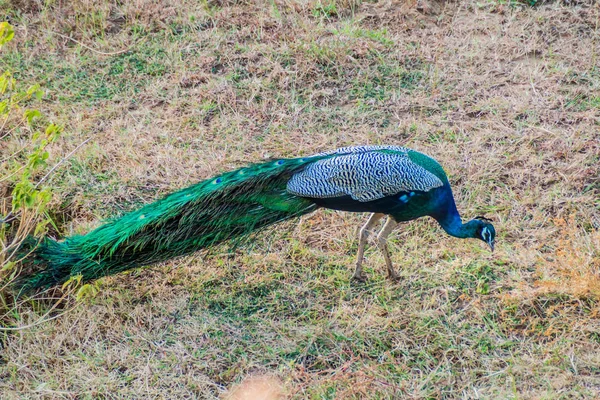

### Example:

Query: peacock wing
xmin=287 ymin=149 xmax=444 ymax=202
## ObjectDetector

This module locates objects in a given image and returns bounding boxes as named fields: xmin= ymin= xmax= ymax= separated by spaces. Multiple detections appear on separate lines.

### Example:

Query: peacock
xmin=16 ymin=145 xmax=495 ymax=292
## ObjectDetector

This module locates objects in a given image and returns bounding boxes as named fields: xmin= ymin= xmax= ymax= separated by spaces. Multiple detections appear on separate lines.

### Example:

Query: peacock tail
xmin=17 ymin=155 xmax=329 ymax=292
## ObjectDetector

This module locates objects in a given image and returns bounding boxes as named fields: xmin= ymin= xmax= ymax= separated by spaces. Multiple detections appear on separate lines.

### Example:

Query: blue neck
xmin=436 ymin=208 xmax=468 ymax=238
xmin=440 ymin=215 xmax=472 ymax=238
xmin=433 ymin=195 xmax=474 ymax=239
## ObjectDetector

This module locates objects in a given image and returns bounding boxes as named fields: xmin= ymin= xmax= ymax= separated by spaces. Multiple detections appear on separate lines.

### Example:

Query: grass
xmin=1 ymin=0 xmax=600 ymax=398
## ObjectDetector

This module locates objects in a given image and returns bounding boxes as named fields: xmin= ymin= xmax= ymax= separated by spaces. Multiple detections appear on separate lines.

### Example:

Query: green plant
xmin=1 ymin=22 xmax=62 ymax=322
xmin=312 ymin=1 xmax=338 ymax=18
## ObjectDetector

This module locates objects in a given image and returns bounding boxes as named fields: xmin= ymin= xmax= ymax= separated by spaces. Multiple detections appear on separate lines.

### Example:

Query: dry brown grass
xmin=1 ymin=0 xmax=599 ymax=398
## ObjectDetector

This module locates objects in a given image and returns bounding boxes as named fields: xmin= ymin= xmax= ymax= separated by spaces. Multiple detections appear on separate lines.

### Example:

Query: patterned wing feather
xmin=315 ymin=145 xmax=410 ymax=156
xmin=287 ymin=147 xmax=444 ymax=202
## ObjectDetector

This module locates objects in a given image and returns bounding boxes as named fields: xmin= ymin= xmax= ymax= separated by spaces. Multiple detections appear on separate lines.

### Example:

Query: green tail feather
xmin=16 ymin=156 xmax=327 ymax=292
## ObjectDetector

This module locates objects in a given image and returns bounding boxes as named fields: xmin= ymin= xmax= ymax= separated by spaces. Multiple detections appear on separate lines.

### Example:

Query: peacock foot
xmin=387 ymin=272 xmax=401 ymax=282
xmin=351 ymin=272 xmax=368 ymax=282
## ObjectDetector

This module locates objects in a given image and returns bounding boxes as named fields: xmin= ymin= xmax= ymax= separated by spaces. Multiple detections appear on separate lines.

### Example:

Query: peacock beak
xmin=488 ymin=240 xmax=495 ymax=252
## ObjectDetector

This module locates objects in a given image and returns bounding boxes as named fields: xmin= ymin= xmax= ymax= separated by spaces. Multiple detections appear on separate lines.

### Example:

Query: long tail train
xmin=16 ymin=155 xmax=326 ymax=293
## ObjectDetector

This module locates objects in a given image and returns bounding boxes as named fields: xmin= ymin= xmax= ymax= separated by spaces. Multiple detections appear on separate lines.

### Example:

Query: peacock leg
xmin=352 ymin=213 xmax=385 ymax=281
xmin=376 ymin=215 xmax=400 ymax=281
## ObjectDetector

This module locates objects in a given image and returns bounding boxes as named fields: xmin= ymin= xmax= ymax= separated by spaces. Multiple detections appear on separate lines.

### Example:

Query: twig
xmin=1 ymin=145 xmax=28 ymax=164
xmin=0 ymin=297 xmax=79 ymax=331
xmin=0 ymin=164 xmax=26 ymax=183
xmin=34 ymin=137 xmax=92 ymax=190
xmin=0 ymin=286 xmax=73 ymax=332
xmin=0 ymin=115 xmax=11 ymax=140
xmin=49 ymin=31 xmax=133 ymax=56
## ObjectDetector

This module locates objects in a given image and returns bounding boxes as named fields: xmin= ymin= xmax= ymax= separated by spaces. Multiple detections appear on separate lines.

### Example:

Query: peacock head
xmin=471 ymin=216 xmax=495 ymax=251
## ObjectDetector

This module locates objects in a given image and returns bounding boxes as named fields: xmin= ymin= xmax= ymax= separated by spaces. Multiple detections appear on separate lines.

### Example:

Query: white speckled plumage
xmin=286 ymin=145 xmax=444 ymax=202
xmin=314 ymin=145 xmax=410 ymax=156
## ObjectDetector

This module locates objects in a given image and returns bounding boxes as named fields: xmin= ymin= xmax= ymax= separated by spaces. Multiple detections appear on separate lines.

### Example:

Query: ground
xmin=1 ymin=0 xmax=599 ymax=398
